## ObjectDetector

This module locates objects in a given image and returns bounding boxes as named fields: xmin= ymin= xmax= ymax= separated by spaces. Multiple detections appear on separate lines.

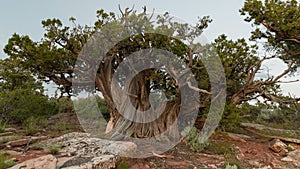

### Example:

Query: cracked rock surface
xmin=9 ymin=132 xmax=137 ymax=169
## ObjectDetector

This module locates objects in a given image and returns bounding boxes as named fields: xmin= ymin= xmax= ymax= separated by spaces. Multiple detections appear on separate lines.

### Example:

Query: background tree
xmin=213 ymin=35 xmax=298 ymax=105
xmin=240 ymin=0 xmax=300 ymax=64
xmin=0 ymin=58 xmax=57 ymax=124
xmin=0 ymin=58 xmax=43 ymax=92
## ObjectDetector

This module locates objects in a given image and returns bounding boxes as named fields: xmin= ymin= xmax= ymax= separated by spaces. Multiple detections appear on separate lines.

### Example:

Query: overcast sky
xmin=0 ymin=0 xmax=299 ymax=96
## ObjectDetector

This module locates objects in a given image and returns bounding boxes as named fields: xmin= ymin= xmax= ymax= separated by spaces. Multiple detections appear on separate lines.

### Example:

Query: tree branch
xmin=186 ymin=81 xmax=211 ymax=95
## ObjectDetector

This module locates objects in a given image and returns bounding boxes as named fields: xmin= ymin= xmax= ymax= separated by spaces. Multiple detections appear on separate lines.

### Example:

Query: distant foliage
xmin=220 ymin=104 xmax=248 ymax=132
xmin=57 ymin=97 xmax=74 ymax=113
xmin=74 ymin=95 xmax=109 ymax=120
xmin=0 ymin=89 xmax=58 ymax=125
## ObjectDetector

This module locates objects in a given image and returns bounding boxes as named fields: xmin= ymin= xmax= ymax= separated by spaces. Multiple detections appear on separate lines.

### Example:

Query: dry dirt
xmin=1 ymin=113 xmax=299 ymax=169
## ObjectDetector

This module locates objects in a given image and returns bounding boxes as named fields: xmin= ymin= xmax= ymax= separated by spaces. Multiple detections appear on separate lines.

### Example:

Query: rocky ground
xmin=0 ymin=113 xmax=299 ymax=169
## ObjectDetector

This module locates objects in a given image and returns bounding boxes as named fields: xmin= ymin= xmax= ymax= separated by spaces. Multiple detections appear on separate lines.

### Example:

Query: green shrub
xmin=0 ymin=152 xmax=15 ymax=169
xmin=286 ymin=145 xmax=294 ymax=151
xmin=74 ymin=96 xmax=109 ymax=121
xmin=117 ymin=160 xmax=129 ymax=169
xmin=95 ymin=95 xmax=109 ymax=121
xmin=0 ymin=121 xmax=7 ymax=133
xmin=48 ymin=147 xmax=59 ymax=155
xmin=0 ymin=89 xmax=58 ymax=125
xmin=30 ymin=142 xmax=45 ymax=150
xmin=24 ymin=117 xmax=40 ymax=135
xmin=57 ymin=97 xmax=73 ymax=113
xmin=206 ymin=141 xmax=229 ymax=155
xmin=52 ymin=122 xmax=77 ymax=132
xmin=181 ymin=126 xmax=209 ymax=152
xmin=47 ymin=144 xmax=62 ymax=155
xmin=0 ymin=135 xmax=22 ymax=144
xmin=220 ymin=104 xmax=246 ymax=132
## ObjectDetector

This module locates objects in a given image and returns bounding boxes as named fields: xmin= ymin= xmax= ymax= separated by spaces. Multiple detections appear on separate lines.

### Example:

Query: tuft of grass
xmin=117 ymin=161 xmax=129 ymax=169
xmin=116 ymin=157 xmax=130 ymax=169
xmin=24 ymin=117 xmax=40 ymax=135
xmin=286 ymin=145 xmax=294 ymax=151
xmin=31 ymin=142 xmax=62 ymax=155
xmin=205 ymin=141 xmax=243 ymax=168
xmin=225 ymin=152 xmax=242 ymax=168
xmin=0 ymin=122 xmax=8 ymax=133
xmin=47 ymin=144 xmax=62 ymax=155
xmin=206 ymin=141 xmax=229 ymax=155
xmin=30 ymin=142 xmax=45 ymax=150
xmin=48 ymin=147 xmax=59 ymax=155
xmin=0 ymin=135 xmax=22 ymax=144
xmin=52 ymin=123 xmax=77 ymax=132
xmin=0 ymin=152 xmax=15 ymax=169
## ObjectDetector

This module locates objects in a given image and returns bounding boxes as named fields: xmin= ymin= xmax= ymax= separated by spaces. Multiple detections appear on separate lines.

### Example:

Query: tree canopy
xmin=240 ymin=0 xmax=300 ymax=63
xmin=1 ymin=1 xmax=299 ymax=144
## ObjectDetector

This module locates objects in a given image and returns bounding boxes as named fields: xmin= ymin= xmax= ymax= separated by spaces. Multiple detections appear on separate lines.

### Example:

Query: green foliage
xmin=2 ymin=6 xmax=212 ymax=101
xmin=0 ymin=122 xmax=7 ymax=133
xmin=1 ymin=4 xmax=298 ymax=138
xmin=181 ymin=126 xmax=209 ymax=152
xmin=95 ymin=95 xmax=109 ymax=120
xmin=213 ymin=35 xmax=259 ymax=96
xmin=73 ymin=96 xmax=108 ymax=135
xmin=220 ymin=104 xmax=247 ymax=132
xmin=242 ymin=102 xmax=300 ymax=130
xmin=205 ymin=140 xmax=242 ymax=167
xmin=51 ymin=122 xmax=78 ymax=132
xmin=240 ymin=0 xmax=300 ymax=63
xmin=74 ymin=96 xmax=109 ymax=137
xmin=74 ymin=96 xmax=105 ymax=119
xmin=225 ymin=163 xmax=238 ymax=169
xmin=57 ymin=97 xmax=74 ymax=113
xmin=0 ymin=152 xmax=15 ymax=169
xmin=47 ymin=144 xmax=61 ymax=155
xmin=206 ymin=141 xmax=230 ymax=155
xmin=0 ymin=57 xmax=57 ymax=129
xmin=0 ymin=89 xmax=58 ymax=125
xmin=0 ymin=58 xmax=43 ymax=92
xmin=0 ymin=135 xmax=22 ymax=144
xmin=286 ymin=145 xmax=294 ymax=151
xmin=30 ymin=142 xmax=45 ymax=150
xmin=117 ymin=160 xmax=129 ymax=169
xmin=24 ymin=117 xmax=46 ymax=135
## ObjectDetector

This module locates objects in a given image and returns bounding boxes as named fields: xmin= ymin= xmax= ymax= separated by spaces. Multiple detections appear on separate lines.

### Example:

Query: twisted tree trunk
xmin=96 ymin=61 xmax=181 ymax=140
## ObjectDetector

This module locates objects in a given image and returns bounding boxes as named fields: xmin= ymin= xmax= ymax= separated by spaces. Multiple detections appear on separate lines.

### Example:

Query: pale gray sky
xmin=0 ymin=0 xmax=299 ymax=96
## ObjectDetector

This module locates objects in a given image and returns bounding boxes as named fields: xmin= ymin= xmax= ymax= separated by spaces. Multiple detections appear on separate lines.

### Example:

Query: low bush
xmin=181 ymin=125 xmax=209 ymax=152
xmin=0 ymin=152 xmax=15 ymax=169
xmin=0 ymin=89 xmax=58 ymax=125
xmin=219 ymin=104 xmax=246 ymax=132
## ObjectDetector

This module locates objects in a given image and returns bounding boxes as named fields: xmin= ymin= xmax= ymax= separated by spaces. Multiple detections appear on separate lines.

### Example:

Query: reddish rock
xmin=9 ymin=154 xmax=57 ymax=169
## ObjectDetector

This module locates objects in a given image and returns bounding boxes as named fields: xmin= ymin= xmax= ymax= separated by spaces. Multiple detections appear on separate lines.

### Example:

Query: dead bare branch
xmin=186 ymin=81 xmax=211 ymax=95
xmin=286 ymin=38 xmax=300 ymax=44
xmin=118 ymin=4 xmax=124 ymax=16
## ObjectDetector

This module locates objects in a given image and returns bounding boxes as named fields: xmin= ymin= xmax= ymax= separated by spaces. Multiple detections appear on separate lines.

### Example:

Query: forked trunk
xmin=113 ymin=70 xmax=181 ymax=140
xmin=97 ymin=68 xmax=181 ymax=140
